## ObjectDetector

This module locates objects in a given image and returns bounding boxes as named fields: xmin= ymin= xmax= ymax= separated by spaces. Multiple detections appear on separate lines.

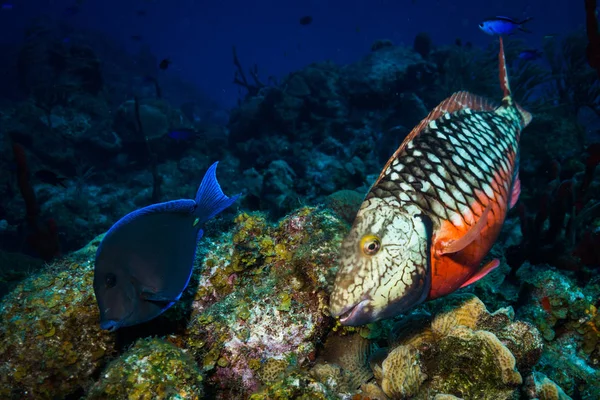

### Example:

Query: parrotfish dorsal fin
xmin=497 ymin=36 xmax=532 ymax=126
xmin=498 ymin=36 xmax=512 ymax=103
xmin=375 ymin=91 xmax=497 ymax=185
xmin=402 ymin=91 xmax=498 ymax=145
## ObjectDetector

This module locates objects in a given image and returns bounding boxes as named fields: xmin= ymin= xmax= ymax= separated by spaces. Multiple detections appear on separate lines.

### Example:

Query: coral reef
xmin=365 ymin=294 xmax=544 ymax=399
xmin=524 ymin=371 xmax=571 ymax=400
xmin=514 ymin=263 xmax=600 ymax=397
xmin=1 ymin=20 xmax=600 ymax=400
xmin=181 ymin=206 xmax=347 ymax=398
xmin=86 ymin=338 xmax=204 ymax=400
xmin=0 ymin=235 xmax=116 ymax=399
xmin=0 ymin=206 xmax=346 ymax=399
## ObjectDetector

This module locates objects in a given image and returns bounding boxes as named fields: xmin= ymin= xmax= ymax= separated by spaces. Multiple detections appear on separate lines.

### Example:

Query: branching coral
xmin=232 ymin=46 xmax=268 ymax=100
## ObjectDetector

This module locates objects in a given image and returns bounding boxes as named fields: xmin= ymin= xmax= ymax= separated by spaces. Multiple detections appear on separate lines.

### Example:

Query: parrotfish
xmin=330 ymin=37 xmax=531 ymax=326
xmin=94 ymin=162 xmax=239 ymax=331
xmin=479 ymin=16 xmax=532 ymax=36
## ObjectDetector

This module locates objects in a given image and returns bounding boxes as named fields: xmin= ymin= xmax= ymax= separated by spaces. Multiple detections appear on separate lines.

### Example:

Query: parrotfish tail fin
xmin=518 ymin=17 xmax=533 ymax=33
xmin=194 ymin=161 xmax=240 ymax=225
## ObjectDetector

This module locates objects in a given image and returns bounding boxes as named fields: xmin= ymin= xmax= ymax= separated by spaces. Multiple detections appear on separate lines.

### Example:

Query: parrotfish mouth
xmin=336 ymin=299 xmax=371 ymax=326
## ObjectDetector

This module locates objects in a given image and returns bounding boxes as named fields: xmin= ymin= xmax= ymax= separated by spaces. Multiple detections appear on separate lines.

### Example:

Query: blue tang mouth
xmin=100 ymin=319 xmax=121 ymax=332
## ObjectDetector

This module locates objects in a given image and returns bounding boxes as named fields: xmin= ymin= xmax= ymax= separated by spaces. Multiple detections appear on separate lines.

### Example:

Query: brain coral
xmin=368 ymin=293 xmax=547 ymax=399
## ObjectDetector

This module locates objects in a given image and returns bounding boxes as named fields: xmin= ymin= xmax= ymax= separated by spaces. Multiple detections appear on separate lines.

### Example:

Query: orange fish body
xmin=330 ymin=38 xmax=531 ymax=326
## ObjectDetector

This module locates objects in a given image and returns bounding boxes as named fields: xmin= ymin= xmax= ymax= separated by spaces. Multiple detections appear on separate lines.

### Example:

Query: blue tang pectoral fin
xmin=131 ymin=274 xmax=183 ymax=304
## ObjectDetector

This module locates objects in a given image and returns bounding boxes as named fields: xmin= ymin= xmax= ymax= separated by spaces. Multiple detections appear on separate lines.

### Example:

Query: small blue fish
xmin=518 ymin=49 xmax=543 ymax=61
xmin=168 ymin=128 xmax=199 ymax=142
xmin=93 ymin=162 xmax=240 ymax=331
xmin=1 ymin=2 xmax=13 ymax=10
xmin=479 ymin=16 xmax=532 ymax=36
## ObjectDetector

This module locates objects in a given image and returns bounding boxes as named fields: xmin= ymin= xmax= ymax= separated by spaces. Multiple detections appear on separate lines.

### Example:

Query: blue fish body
xmin=479 ymin=16 xmax=532 ymax=36
xmin=93 ymin=162 xmax=239 ymax=331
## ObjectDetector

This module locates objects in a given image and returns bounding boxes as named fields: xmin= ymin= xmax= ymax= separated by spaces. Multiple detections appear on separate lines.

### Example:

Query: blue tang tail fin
xmin=194 ymin=161 xmax=240 ymax=225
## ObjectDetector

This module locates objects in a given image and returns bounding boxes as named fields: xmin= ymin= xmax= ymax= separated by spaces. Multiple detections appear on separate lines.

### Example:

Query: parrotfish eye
xmin=105 ymin=273 xmax=117 ymax=288
xmin=360 ymin=234 xmax=381 ymax=256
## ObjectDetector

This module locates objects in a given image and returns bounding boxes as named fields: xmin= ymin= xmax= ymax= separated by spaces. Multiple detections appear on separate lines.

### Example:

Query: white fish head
xmin=329 ymin=196 xmax=432 ymax=325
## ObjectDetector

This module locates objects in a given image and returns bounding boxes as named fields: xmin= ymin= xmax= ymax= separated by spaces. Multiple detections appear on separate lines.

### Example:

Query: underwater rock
xmin=536 ymin=337 xmax=600 ymax=398
xmin=523 ymin=371 xmax=572 ymax=400
xmin=310 ymin=363 xmax=350 ymax=394
xmin=181 ymin=207 xmax=347 ymax=398
xmin=262 ymin=159 xmax=297 ymax=216
xmin=371 ymin=39 xmax=394 ymax=52
xmin=0 ymin=235 xmax=117 ymax=399
xmin=113 ymin=99 xmax=191 ymax=144
xmin=341 ymin=44 xmax=436 ymax=108
xmin=0 ymin=206 xmax=346 ymax=399
xmin=516 ymin=263 xmax=596 ymax=345
xmin=413 ymin=32 xmax=433 ymax=59
xmin=323 ymin=189 xmax=364 ymax=224
xmin=86 ymin=338 xmax=204 ymax=400
xmin=225 ymin=42 xmax=443 ymax=216
xmin=113 ymin=99 xmax=170 ymax=142
xmin=248 ymin=370 xmax=335 ymax=399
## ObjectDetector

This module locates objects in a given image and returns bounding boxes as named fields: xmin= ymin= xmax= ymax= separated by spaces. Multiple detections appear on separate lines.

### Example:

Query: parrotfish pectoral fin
xmin=459 ymin=259 xmax=500 ymax=288
xmin=509 ymin=172 xmax=521 ymax=209
xmin=194 ymin=161 xmax=241 ymax=225
xmin=439 ymin=202 xmax=492 ymax=255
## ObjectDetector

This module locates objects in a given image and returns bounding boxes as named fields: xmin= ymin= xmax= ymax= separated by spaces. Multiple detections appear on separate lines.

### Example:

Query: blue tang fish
xmin=479 ymin=16 xmax=532 ymax=36
xmin=93 ymin=162 xmax=239 ymax=331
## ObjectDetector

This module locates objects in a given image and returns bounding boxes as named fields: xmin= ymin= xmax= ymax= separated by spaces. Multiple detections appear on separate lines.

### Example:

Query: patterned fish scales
xmin=372 ymin=106 xmax=521 ymax=231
